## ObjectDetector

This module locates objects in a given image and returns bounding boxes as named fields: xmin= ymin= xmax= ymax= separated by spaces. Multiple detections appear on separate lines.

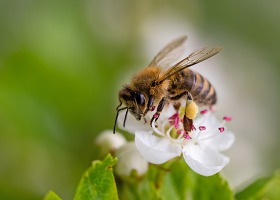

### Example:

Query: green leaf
xmin=235 ymin=171 xmax=280 ymax=200
xmin=117 ymin=158 xmax=234 ymax=200
xmin=159 ymin=159 xmax=188 ymax=200
xmin=74 ymin=154 xmax=118 ymax=200
xmin=117 ymin=167 xmax=160 ymax=200
xmin=189 ymin=171 xmax=234 ymax=200
xmin=159 ymin=173 xmax=181 ymax=200
xmin=160 ymin=159 xmax=234 ymax=200
xmin=44 ymin=191 xmax=62 ymax=200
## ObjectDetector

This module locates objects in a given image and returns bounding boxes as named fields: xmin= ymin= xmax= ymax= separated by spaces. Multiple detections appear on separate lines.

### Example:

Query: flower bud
xmin=95 ymin=130 xmax=126 ymax=156
xmin=115 ymin=142 xmax=148 ymax=177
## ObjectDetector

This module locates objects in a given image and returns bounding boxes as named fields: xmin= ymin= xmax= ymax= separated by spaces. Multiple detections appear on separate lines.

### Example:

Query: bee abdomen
xmin=190 ymin=71 xmax=217 ymax=106
xmin=168 ymin=69 xmax=217 ymax=106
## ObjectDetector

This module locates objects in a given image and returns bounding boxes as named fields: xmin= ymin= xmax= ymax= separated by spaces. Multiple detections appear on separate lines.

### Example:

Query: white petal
xmin=191 ymin=113 xmax=229 ymax=141
xmin=118 ymin=111 xmax=152 ymax=133
xmin=95 ymin=130 xmax=126 ymax=155
xmin=193 ymin=113 xmax=219 ymax=130
xmin=191 ymin=114 xmax=218 ymax=139
xmin=115 ymin=142 xmax=148 ymax=177
xmin=201 ymin=131 xmax=235 ymax=152
xmin=192 ymin=114 xmax=205 ymax=127
xmin=135 ymin=131 xmax=182 ymax=164
xmin=182 ymin=143 xmax=229 ymax=176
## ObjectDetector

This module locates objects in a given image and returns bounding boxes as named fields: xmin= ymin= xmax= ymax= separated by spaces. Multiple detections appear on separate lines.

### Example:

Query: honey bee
xmin=114 ymin=36 xmax=223 ymax=134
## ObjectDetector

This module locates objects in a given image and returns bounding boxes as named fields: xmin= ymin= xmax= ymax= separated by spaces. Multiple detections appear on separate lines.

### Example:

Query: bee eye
xmin=135 ymin=93 xmax=145 ymax=106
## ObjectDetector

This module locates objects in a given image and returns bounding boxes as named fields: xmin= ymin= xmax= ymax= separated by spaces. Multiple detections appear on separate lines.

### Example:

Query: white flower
xmin=96 ymin=130 xmax=148 ymax=177
xmin=96 ymin=130 xmax=127 ymax=156
xmin=119 ymin=106 xmax=235 ymax=176
xmin=115 ymin=142 xmax=149 ymax=177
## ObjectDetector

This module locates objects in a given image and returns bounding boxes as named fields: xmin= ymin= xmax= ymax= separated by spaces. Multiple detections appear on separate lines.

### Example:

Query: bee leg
xmin=183 ymin=115 xmax=194 ymax=133
xmin=150 ymin=97 xmax=166 ymax=126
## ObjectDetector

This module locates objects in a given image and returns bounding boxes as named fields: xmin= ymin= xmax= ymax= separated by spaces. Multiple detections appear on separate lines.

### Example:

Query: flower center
xmin=152 ymin=108 xmax=233 ymax=146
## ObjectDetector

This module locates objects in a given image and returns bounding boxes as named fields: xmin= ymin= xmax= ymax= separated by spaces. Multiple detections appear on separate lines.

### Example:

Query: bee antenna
xmin=113 ymin=106 xmax=128 ymax=134
xmin=116 ymin=101 xmax=122 ymax=110
xmin=123 ymin=108 xmax=129 ymax=128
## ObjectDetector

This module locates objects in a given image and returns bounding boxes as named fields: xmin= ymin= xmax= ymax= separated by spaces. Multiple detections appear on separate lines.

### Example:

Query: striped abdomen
xmin=168 ymin=69 xmax=217 ymax=106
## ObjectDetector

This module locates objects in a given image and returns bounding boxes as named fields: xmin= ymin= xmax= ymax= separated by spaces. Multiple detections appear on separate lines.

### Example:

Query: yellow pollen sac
xmin=185 ymin=101 xmax=198 ymax=119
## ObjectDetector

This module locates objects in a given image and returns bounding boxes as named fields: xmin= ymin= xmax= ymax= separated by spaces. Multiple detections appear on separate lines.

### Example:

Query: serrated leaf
xmin=44 ymin=191 xmax=62 ymax=200
xmin=74 ymin=154 xmax=118 ymax=200
xmin=235 ymin=171 xmax=280 ymax=200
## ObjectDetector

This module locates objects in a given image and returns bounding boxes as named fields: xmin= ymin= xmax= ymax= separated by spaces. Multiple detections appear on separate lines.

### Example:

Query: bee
xmin=114 ymin=36 xmax=223 ymax=134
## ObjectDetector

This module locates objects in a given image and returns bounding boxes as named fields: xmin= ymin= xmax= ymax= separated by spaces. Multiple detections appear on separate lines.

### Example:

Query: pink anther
xmin=223 ymin=116 xmax=232 ymax=122
xmin=169 ymin=113 xmax=179 ymax=129
xmin=184 ymin=133 xmax=192 ymax=140
xmin=199 ymin=126 xmax=206 ymax=131
xmin=218 ymin=127 xmax=225 ymax=133
xmin=200 ymin=109 xmax=208 ymax=115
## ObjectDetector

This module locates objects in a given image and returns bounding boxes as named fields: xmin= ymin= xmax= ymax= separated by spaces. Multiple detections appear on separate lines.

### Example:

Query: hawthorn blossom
xmin=118 ymin=105 xmax=235 ymax=176
xmin=96 ymin=130 xmax=127 ymax=156
xmin=115 ymin=142 xmax=149 ymax=177
xmin=96 ymin=130 xmax=149 ymax=177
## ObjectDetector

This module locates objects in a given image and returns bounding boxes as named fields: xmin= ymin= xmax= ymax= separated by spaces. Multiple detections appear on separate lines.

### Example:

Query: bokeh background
xmin=0 ymin=0 xmax=280 ymax=199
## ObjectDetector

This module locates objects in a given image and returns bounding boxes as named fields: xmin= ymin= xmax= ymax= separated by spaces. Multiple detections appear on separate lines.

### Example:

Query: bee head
xmin=119 ymin=86 xmax=146 ymax=120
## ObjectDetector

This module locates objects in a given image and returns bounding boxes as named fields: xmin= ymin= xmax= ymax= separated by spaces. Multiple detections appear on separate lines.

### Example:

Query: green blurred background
xmin=0 ymin=0 xmax=280 ymax=199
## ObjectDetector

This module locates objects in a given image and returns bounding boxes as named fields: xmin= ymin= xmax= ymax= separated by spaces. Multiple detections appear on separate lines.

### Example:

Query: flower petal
xmin=118 ymin=111 xmax=152 ymax=133
xmin=135 ymin=131 xmax=181 ymax=164
xmin=190 ymin=113 xmax=218 ymax=139
xmin=115 ymin=142 xmax=148 ymax=177
xmin=182 ymin=143 xmax=229 ymax=176
xmin=201 ymin=131 xmax=235 ymax=152
xmin=95 ymin=130 xmax=126 ymax=155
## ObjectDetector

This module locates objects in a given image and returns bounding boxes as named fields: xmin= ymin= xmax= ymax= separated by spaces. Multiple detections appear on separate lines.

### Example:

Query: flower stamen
xmin=199 ymin=126 xmax=206 ymax=131
xmin=166 ymin=126 xmax=174 ymax=138
xmin=223 ymin=116 xmax=232 ymax=122
xmin=151 ymin=121 xmax=164 ymax=136
xmin=184 ymin=133 xmax=192 ymax=140
xmin=169 ymin=113 xmax=180 ymax=129
xmin=200 ymin=109 xmax=208 ymax=115
xmin=218 ymin=127 xmax=225 ymax=133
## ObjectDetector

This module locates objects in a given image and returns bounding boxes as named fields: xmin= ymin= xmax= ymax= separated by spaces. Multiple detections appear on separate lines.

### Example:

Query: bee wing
xmin=148 ymin=36 xmax=187 ymax=69
xmin=156 ymin=46 xmax=224 ymax=83
xmin=156 ymin=45 xmax=187 ymax=70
